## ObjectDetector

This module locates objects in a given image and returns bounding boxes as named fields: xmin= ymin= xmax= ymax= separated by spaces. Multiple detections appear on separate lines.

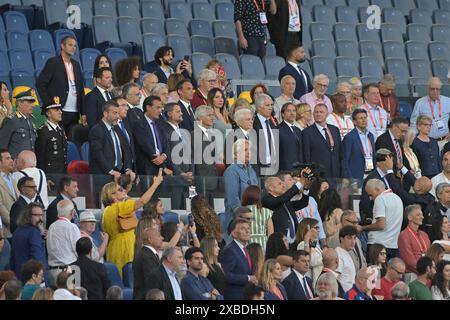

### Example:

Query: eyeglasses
xmin=23 ymin=185 xmax=37 ymax=189
xmin=316 ymin=83 xmax=328 ymax=88
xmin=345 ymin=219 xmax=359 ymax=225
xmin=206 ymin=80 xmax=217 ymax=84
xmin=391 ymin=267 xmax=405 ymax=275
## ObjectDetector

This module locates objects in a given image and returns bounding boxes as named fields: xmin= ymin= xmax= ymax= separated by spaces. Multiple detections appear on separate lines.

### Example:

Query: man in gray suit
xmin=0 ymin=149 xmax=19 ymax=238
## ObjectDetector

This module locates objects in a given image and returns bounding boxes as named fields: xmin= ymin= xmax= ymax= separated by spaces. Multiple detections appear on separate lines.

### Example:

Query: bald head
xmin=413 ymin=177 xmax=432 ymax=194
xmin=264 ymin=176 xmax=286 ymax=197
xmin=322 ymin=248 xmax=338 ymax=269
xmin=57 ymin=199 xmax=75 ymax=218
xmin=429 ymin=77 xmax=442 ymax=101
xmin=16 ymin=150 xmax=37 ymax=169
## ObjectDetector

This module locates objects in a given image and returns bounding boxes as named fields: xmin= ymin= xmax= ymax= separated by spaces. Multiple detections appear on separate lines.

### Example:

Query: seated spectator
xmin=247 ymin=243 xmax=264 ymax=280
xmin=367 ymin=243 xmax=387 ymax=278
xmin=200 ymin=236 xmax=225 ymax=296
xmin=431 ymin=260 xmax=450 ymax=300
xmin=318 ymin=188 xmax=343 ymax=243
xmin=265 ymin=232 xmax=293 ymax=280
xmin=326 ymin=93 xmax=354 ymax=140
xmin=378 ymin=74 xmax=399 ymax=121
xmin=402 ymin=127 xmax=422 ymax=177
xmin=391 ymin=281 xmax=410 ymax=300
xmin=409 ymin=256 xmax=435 ymax=300
xmin=320 ymin=248 xmax=345 ymax=298
xmin=294 ymin=103 xmax=312 ymax=131
xmin=372 ymin=257 xmax=406 ymax=300
xmin=244 ymin=283 xmax=265 ymax=300
xmin=145 ymin=288 xmax=165 ymax=300
xmin=259 ymin=259 xmax=288 ymax=300
xmin=348 ymin=77 xmax=363 ymax=112
xmin=281 ymin=250 xmax=314 ymax=300
xmin=32 ymin=287 xmax=54 ymax=300
xmin=150 ymin=83 xmax=169 ymax=106
xmin=312 ymin=273 xmax=342 ymax=300
xmin=20 ymin=259 xmax=45 ymax=300
xmin=181 ymin=247 xmax=223 ymax=300
xmin=208 ymin=88 xmax=232 ymax=136
xmin=167 ymin=73 xmax=185 ymax=103
xmin=3 ymin=279 xmax=22 ymax=300
xmin=0 ymin=81 xmax=13 ymax=126
xmin=53 ymin=271 xmax=81 ymax=300
xmin=9 ymin=177 xmax=41 ymax=234
xmin=425 ymin=243 xmax=445 ymax=266
xmin=46 ymin=176 xmax=80 ymax=229
xmin=335 ymin=81 xmax=351 ymax=104
xmin=114 ymin=56 xmax=141 ymax=87
xmin=344 ymin=267 xmax=378 ymax=300
xmin=249 ymin=83 xmax=269 ymax=108
xmin=229 ymin=99 xmax=252 ymax=129
xmin=424 ymin=182 xmax=450 ymax=236
xmin=431 ymin=215 xmax=450 ymax=260
xmin=335 ymin=226 xmax=358 ymax=292
xmin=192 ymin=69 xmax=217 ymax=109
xmin=205 ymin=60 xmax=233 ymax=100
xmin=143 ymin=46 xmax=192 ymax=84
xmin=190 ymin=195 xmax=224 ymax=247
xmin=72 ymin=237 xmax=110 ymax=300
xmin=431 ymin=151 xmax=450 ymax=198
xmin=273 ymin=76 xmax=300 ymax=121
xmin=106 ymin=286 xmax=123 ymax=300
xmin=300 ymin=74 xmax=333 ymax=114
xmin=78 ymin=212 xmax=108 ymax=263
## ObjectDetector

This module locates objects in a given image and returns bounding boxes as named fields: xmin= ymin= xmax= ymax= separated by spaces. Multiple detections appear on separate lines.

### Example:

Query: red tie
xmin=244 ymin=246 xmax=252 ymax=272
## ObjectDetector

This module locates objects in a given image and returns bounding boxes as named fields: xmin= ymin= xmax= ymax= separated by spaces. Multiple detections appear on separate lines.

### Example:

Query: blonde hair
xmin=259 ymin=259 xmax=279 ymax=292
xmin=101 ymin=182 xmax=118 ymax=207
xmin=402 ymin=127 xmax=417 ymax=149
xmin=200 ymin=236 xmax=222 ymax=277
xmin=416 ymin=114 xmax=432 ymax=126
xmin=134 ymin=217 xmax=155 ymax=254
xmin=296 ymin=103 xmax=311 ymax=120
xmin=32 ymin=288 xmax=54 ymax=300
xmin=295 ymin=218 xmax=318 ymax=243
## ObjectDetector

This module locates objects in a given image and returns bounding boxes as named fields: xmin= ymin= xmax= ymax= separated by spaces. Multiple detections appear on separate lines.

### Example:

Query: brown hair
xmin=250 ymin=84 xmax=268 ymax=104
xmin=207 ymin=87 xmax=229 ymax=123
xmin=114 ymin=56 xmax=141 ymax=86
xmin=167 ymin=73 xmax=185 ymax=92
xmin=190 ymin=195 xmax=223 ymax=242
xmin=295 ymin=218 xmax=318 ymax=243
xmin=241 ymin=185 xmax=262 ymax=208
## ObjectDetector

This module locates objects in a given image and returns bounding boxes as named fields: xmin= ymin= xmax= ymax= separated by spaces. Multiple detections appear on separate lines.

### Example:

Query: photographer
xmin=261 ymin=168 xmax=312 ymax=245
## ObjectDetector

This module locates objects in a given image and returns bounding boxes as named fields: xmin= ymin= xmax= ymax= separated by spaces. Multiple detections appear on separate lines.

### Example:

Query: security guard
xmin=35 ymin=96 xmax=68 ymax=173
xmin=0 ymin=88 xmax=37 ymax=158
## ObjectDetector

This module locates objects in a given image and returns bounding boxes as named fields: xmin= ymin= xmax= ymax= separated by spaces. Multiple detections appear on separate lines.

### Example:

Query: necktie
xmin=297 ymin=66 xmax=307 ymax=89
xmin=119 ymin=121 xmax=130 ymax=143
xmin=187 ymin=105 xmax=195 ymax=120
xmin=354 ymin=242 xmax=362 ymax=270
xmin=111 ymin=128 xmax=123 ymax=171
xmin=323 ymin=127 xmax=330 ymax=145
xmin=265 ymin=119 xmax=272 ymax=155
xmin=105 ymin=90 xmax=111 ymax=101
xmin=394 ymin=139 xmax=403 ymax=164
xmin=302 ymin=277 xmax=312 ymax=299
xmin=175 ymin=127 xmax=183 ymax=141
xmin=151 ymin=121 xmax=163 ymax=152
xmin=243 ymin=246 xmax=253 ymax=272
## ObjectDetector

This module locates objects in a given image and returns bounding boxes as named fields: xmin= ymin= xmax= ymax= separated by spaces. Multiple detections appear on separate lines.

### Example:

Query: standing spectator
xmin=431 ymin=215 xmax=450 ymax=261
xmin=273 ymin=76 xmax=300 ymax=121
xmin=431 ymin=260 xmax=450 ymax=300
xmin=0 ymin=81 xmax=13 ymax=126
xmin=176 ymin=80 xmax=195 ymax=132
xmin=191 ymin=69 xmax=217 ymax=109
xmin=398 ymin=205 xmax=431 ymax=276
xmin=327 ymin=93 xmax=354 ymax=140
xmin=10 ymin=203 xmax=46 ymax=282
xmin=378 ymin=74 xmax=399 ymax=121
xmin=281 ymin=250 xmax=314 ymax=300
xmin=0 ymin=149 xmax=19 ymax=238
xmin=0 ymin=89 xmax=37 ymax=158
xmin=411 ymin=115 xmax=441 ymax=179
xmin=84 ymin=67 xmax=114 ymax=129
xmin=278 ymin=102 xmax=304 ymax=171
xmin=9 ymin=177 xmax=41 ymax=234
xmin=115 ymin=96 xmax=137 ymax=174
xmin=278 ymin=45 xmax=312 ymax=100
xmin=139 ymin=73 xmax=159 ymax=104
xmin=402 ymin=127 xmax=422 ymax=176
xmin=189 ymin=194 xmax=224 ymax=246
xmin=392 ymin=282 xmax=410 ymax=300
xmin=205 ymin=60 xmax=234 ymax=100
xmin=72 ymin=237 xmax=110 ymax=300
xmin=294 ymin=103 xmax=312 ymax=131
xmin=208 ymin=88 xmax=232 ymax=136
xmin=372 ymin=258 xmax=406 ymax=300
xmin=78 ymin=212 xmax=108 ymax=263
xmin=344 ymin=267 xmax=378 ymax=300
xmin=234 ymin=0 xmax=276 ymax=59
xmin=3 ymin=279 xmax=22 ymax=300
xmin=114 ymin=57 xmax=141 ymax=87
xmin=336 ymin=81 xmax=351 ymax=101
xmin=335 ymin=226 xmax=358 ymax=292
xmin=348 ymin=77 xmax=363 ymax=112
xmin=92 ymin=54 xmax=114 ymax=87
xmin=300 ymin=74 xmax=333 ymax=114
xmin=250 ymin=84 xmax=269 ymax=107
xmin=247 ymin=243 xmax=264 ymax=280
xmin=358 ymin=83 xmax=388 ymax=140
xmin=318 ymin=188 xmax=343 ymax=243
xmin=200 ymin=236 xmax=226 ymax=296
xmin=259 ymin=259 xmax=288 ymax=300
xmin=411 ymin=77 xmax=450 ymax=150
xmin=167 ymin=73 xmax=184 ymax=103
xmin=362 ymin=179 xmax=404 ymax=260
xmin=408 ymin=256 xmax=435 ymax=300
xmin=143 ymin=46 xmax=192 ymax=84
xmin=36 ymin=36 xmax=85 ymax=134
xmin=229 ymin=108 xmax=254 ymax=144
xmin=123 ymin=83 xmax=144 ymax=128
xmin=320 ymin=248 xmax=345 ymax=298
xmin=312 ymin=273 xmax=342 ymax=300
xmin=229 ymin=99 xmax=252 ymax=129
xmin=431 ymin=153 xmax=450 ymax=197
xmin=46 ymin=176 xmax=79 ymax=229
xmin=20 ymin=260 xmax=44 ymax=300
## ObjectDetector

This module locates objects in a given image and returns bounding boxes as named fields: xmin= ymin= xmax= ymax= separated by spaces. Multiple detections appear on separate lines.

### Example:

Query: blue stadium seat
xmin=80 ymin=48 xmax=101 ymax=72
xmin=348 ymin=0 xmax=369 ymax=7
xmin=81 ymin=141 xmax=89 ymax=162
xmin=212 ymin=20 xmax=236 ymax=40
xmin=3 ymin=11 xmax=29 ymax=33
xmin=406 ymin=40 xmax=429 ymax=60
xmin=29 ymin=30 xmax=55 ymax=54
xmin=335 ymin=6 xmax=358 ymax=26
xmin=143 ymin=33 xmax=166 ymax=63
xmin=192 ymin=3 xmax=214 ymax=22
xmin=312 ymin=39 xmax=335 ymax=58
xmin=43 ymin=0 xmax=68 ymax=27
xmin=371 ymin=0 xmax=392 ymax=10
xmin=22 ymin=0 xmax=44 ymax=6
xmin=312 ymin=56 xmax=336 ymax=80
xmin=240 ymin=54 xmax=265 ymax=80
xmin=410 ymin=9 xmax=433 ymax=27
xmin=398 ymin=100 xmax=413 ymax=118
xmin=0 ymin=51 xmax=11 ymax=78
xmin=8 ymin=48 xmax=34 ymax=71
xmin=215 ymin=3 xmax=233 ymax=21
xmin=356 ymin=23 xmax=380 ymax=42
xmin=333 ymin=23 xmax=357 ymax=42
xmin=433 ymin=10 xmax=450 ymax=26
xmin=67 ymin=141 xmax=81 ymax=162
xmin=360 ymin=56 xmax=384 ymax=80
xmin=122 ymin=262 xmax=133 ymax=289
xmin=163 ymin=211 xmax=180 ymax=223
xmin=68 ymin=0 xmax=93 ymax=25
xmin=360 ymin=40 xmax=384 ymax=67
xmin=54 ymin=29 xmax=80 ymax=61
xmin=299 ymin=59 xmax=313 ymax=78
xmin=11 ymin=69 xmax=35 ymax=87
xmin=33 ymin=48 xmax=54 ymax=73
xmin=141 ymin=18 xmax=165 ymax=35
xmin=380 ymin=23 xmax=403 ymax=42
xmin=392 ymin=0 xmax=416 ymax=16
xmin=83 ymin=70 xmax=93 ymax=88
xmin=417 ymin=0 xmax=438 ymax=11
xmin=215 ymin=53 xmax=241 ymax=79
xmin=429 ymin=41 xmax=450 ymax=61
xmin=214 ymin=36 xmax=238 ymax=58
xmin=140 ymin=0 xmax=165 ymax=19
xmin=104 ymin=262 xmax=124 ymax=288
xmin=266 ymin=42 xmax=276 ymax=57
xmin=383 ymin=40 xmax=407 ymax=60
xmin=301 ymin=0 xmax=323 ymax=11
xmin=431 ymin=25 xmax=450 ymax=44
xmin=210 ymin=0 xmax=232 ymax=4
xmin=386 ymin=58 xmax=410 ymax=84
xmin=336 ymin=40 xmax=359 ymax=59
xmin=302 ymin=9 xmax=313 ymax=26
xmin=191 ymin=35 xmax=214 ymax=56
xmin=409 ymin=58 xmax=432 ymax=80
xmin=406 ymin=24 xmax=430 ymax=43
xmin=0 ymin=0 xmax=21 ymax=5
xmin=105 ymin=47 xmax=128 ymax=69
xmin=117 ymin=0 xmax=141 ymax=19
xmin=169 ymin=2 xmax=192 ymax=25
xmin=191 ymin=52 xmax=212 ymax=78
xmin=118 ymin=17 xmax=142 ymax=45
xmin=383 ymin=8 xmax=407 ymax=34
xmin=165 ymin=18 xmax=189 ymax=38
xmin=94 ymin=0 xmax=117 ymax=17
xmin=167 ymin=34 xmax=192 ymax=61
xmin=323 ymin=0 xmax=346 ymax=11
xmin=335 ymin=56 xmax=359 ymax=79
xmin=93 ymin=16 xmax=120 ymax=44
xmin=310 ymin=22 xmax=333 ymax=42
xmin=163 ymin=0 xmax=184 ymax=11
xmin=313 ymin=5 xmax=336 ymax=25
xmin=357 ymin=7 xmax=370 ymax=24
xmin=6 ymin=31 xmax=30 ymax=50
xmin=432 ymin=60 xmax=450 ymax=86
xmin=189 ymin=19 xmax=212 ymax=37
xmin=440 ymin=0 xmax=450 ymax=11
xmin=264 ymin=56 xmax=285 ymax=80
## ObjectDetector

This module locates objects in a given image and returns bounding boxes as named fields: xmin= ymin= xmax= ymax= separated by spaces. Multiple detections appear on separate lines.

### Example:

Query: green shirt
xmin=409 ymin=280 xmax=432 ymax=300
xmin=21 ymin=284 xmax=41 ymax=300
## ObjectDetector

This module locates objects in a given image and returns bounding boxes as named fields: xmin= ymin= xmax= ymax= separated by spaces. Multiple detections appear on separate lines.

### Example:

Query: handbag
xmin=117 ymin=213 xmax=138 ymax=231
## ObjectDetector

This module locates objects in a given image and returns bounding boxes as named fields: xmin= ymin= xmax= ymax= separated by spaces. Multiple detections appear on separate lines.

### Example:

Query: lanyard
xmin=252 ymin=0 xmax=265 ymax=11
xmin=331 ymin=113 xmax=350 ymax=137
xmin=297 ymin=204 xmax=313 ymax=220
xmin=364 ymin=103 xmax=383 ymax=129
xmin=407 ymin=227 xmax=427 ymax=253
xmin=272 ymin=285 xmax=285 ymax=300
xmin=379 ymin=96 xmax=390 ymax=113
xmin=427 ymin=96 xmax=442 ymax=120
xmin=64 ymin=61 xmax=75 ymax=82
xmin=382 ymin=189 xmax=392 ymax=194
xmin=325 ymin=126 xmax=335 ymax=149
xmin=58 ymin=217 xmax=71 ymax=222
xmin=287 ymin=0 xmax=298 ymax=16
xmin=359 ymin=131 xmax=372 ymax=158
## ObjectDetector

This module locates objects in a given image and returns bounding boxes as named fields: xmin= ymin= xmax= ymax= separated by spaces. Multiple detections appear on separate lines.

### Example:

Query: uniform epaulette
xmin=15 ymin=111 xmax=22 ymax=118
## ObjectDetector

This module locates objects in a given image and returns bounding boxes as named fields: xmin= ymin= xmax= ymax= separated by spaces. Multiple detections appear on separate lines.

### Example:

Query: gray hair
xmin=106 ymin=286 xmax=123 ymax=300
xmin=313 ymin=74 xmax=329 ymax=86
xmin=387 ymin=257 xmax=405 ymax=269
xmin=375 ymin=148 xmax=392 ymax=157
xmin=232 ymin=139 xmax=249 ymax=159
xmin=234 ymin=108 xmax=253 ymax=125
xmin=436 ymin=182 xmax=450 ymax=199
xmin=197 ymin=69 xmax=217 ymax=82
xmin=161 ymin=246 xmax=182 ymax=261
xmin=340 ymin=209 xmax=357 ymax=224
xmin=404 ymin=204 xmax=421 ymax=219
xmin=365 ymin=179 xmax=386 ymax=192
xmin=315 ymin=272 xmax=338 ymax=298
xmin=122 ymin=82 xmax=140 ymax=98
xmin=391 ymin=281 xmax=410 ymax=300
xmin=336 ymin=81 xmax=351 ymax=93
xmin=57 ymin=199 xmax=74 ymax=218
xmin=280 ymin=75 xmax=295 ymax=87
xmin=164 ymin=102 xmax=180 ymax=114
xmin=380 ymin=74 xmax=395 ymax=86
xmin=142 ymin=72 xmax=157 ymax=82
xmin=255 ymin=93 xmax=272 ymax=109
xmin=264 ymin=176 xmax=279 ymax=191
xmin=150 ymin=83 xmax=168 ymax=96
xmin=110 ymin=86 xmax=123 ymax=98
xmin=194 ymin=105 xmax=213 ymax=120
xmin=428 ymin=77 xmax=442 ymax=87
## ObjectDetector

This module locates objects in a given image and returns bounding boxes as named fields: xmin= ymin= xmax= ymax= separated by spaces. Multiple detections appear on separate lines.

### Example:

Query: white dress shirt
xmin=12 ymin=167 xmax=49 ymax=209
xmin=47 ymin=217 xmax=81 ymax=266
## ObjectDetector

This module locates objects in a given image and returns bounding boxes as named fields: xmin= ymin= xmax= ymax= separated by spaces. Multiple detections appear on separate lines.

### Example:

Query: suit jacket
xmin=133 ymin=246 xmax=160 ymax=300
xmin=219 ymin=240 xmax=253 ymax=300
xmin=253 ymin=115 xmax=278 ymax=167
xmin=85 ymin=87 xmax=108 ymax=129
xmin=192 ymin=125 xmax=218 ymax=190
xmin=281 ymin=270 xmax=313 ymax=300
xmin=303 ymin=124 xmax=346 ymax=178
xmin=279 ymin=121 xmax=303 ymax=171
xmin=36 ymin=55 xmax=84 ymax=114
xmin=359 ymin=169 xmax=385 ymax=221
xmin=46 ymin=194 xmax=63 ymax=230
xmin=319 ymin=270 xmax=345 ymax=298
xmin=278 ymin=63 xmax=313 ymax=100
xmin=147 ymin=263 xmax=177 ymax=300
xmin=133 ymin=117 xmax=171 ymax=175
xmin=191 ymin=89 xmax=208 ymax=109
xmin=115 ymin=118 xmax=136 ymax=173
xmin=265 ymin=282 xmax=289 ymax=300
xmin=143 ymin=60 xmax=192 ymax=85
xmin=350 ymin=238 xmax=367 ymax=271
xmin=261 ymin=184 xmax=309 ymax=236
xmin=342 ymin=128 xmax=376 ymax=180
xmin=35 ymin=122 xmax=68 ymax=174
xmin=126 ymin=105 xmax=144 ymax=131
xmin=0 ymin=174 xmax=19 ymax=237
xmin=9 ymin=196 xmax=28 ymax=234
xmin=375 ymin=130 xmax=410 ymax=172
xmin=72 ymin=256 xmax=110 ymax=300
xmin=178 ymin=100 xmax=195 ymax=132
xmin=89 ymin=121 xmax=132 ymax=174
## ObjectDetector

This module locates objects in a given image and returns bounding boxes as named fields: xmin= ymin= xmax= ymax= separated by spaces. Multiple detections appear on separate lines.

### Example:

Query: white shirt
xmin=47 ymin=217 xmax=81 ymax=266
xmin=368 ymin=191 xmax=403 ymax=248
xmin=103 ymin=120 xmax=122 ymax=167
xmin=335 ymin=246 xmax=356 ymax=292
xmin=97 ymin=86 xmax=110 ymax=102
xmin=197 ymin=124 xmax=210 ymax=140
xmin=53 ymin=288 xmax=81 ymax=300
xmin=431 ymin=172 xmax=450 ymax=197
xmin=145 ymin=115 xmax=161 ymax=154
xmin=274 ymin=95 xmax=299 ymax=121
xmin=233 ymin=239 xmax=248 ymax=257
xmin=315 ymin=122 xmax=328 ymax=140
xmin=63 ymin=61 xmax=77 ymax=113
xmin=292 ymin=269 xmax=313 ymax=298
xmin=326 ymin=113 xmax=354 ymax=140
xmin=20 ymin=195 xmax=33 ymax=204
xmin=257 ymin=113 xmax=276 ymax=164
xmin=357 ymin=103 xmax=388 ymax=140
xmin=13 ymin=168 xmax=49 ymax=208
xmin=46 ymin=120 xmax=62 ymax=132
xmin=287 ymin=61 xmax=309 ymax=88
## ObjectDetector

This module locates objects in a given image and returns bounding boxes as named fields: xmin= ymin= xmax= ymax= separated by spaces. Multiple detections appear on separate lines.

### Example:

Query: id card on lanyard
xmin=64 ymin=61 xmax=77 ymax=96
xmin=287 ymin=0 xmax=300 ymax=31
xmin=364 ymin=103 xmax=383 ymax=136
xmin=428 ymin=96 xmax=445 ymax=131
xmin=360 ymin=132 xmax=373 ymax=171
xmin=252 ymin=0 xmax=268 ymax=24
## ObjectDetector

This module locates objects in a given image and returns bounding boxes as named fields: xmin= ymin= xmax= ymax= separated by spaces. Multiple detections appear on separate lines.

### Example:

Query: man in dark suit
xmin=279 ymin=102 xmax=303 ymax=171
xmin=84 ymin=67 xmax=114 ymax=129
xmin=9 ymin=176 xmax=40 ymax=234
xmin=89 ymin=100 xmax=133 ymax=180
xmin=122 ymin=83 xmax=144 ymax=131
xmin=303 ymin=103 xmax=346 ymax=178
xmin=176 ymin=79 xmax=195 ymax=132
xmin=278 ymin=45 xmax=313 ymax=100
xmin=36 ymin=35 xmax=85 ymax=135
xmin=46 ymin=176 xmax=79 ymax=229
xmin=72 ymin=237 xmax=110 ymax=300
xmin=133 ymin=226 xmax=163 ymax=300
xmin=134 ymin=96 xmax=171 ymax=176
xmin=219 ymin=218 xmax=256 ymax=300
xmin=343 ymin=109 xmax=376 ymax=180
xmin=282 ymin=250 xmax=314 ymax=300
xmin=115 ymin=96 xmax=136 ymax=173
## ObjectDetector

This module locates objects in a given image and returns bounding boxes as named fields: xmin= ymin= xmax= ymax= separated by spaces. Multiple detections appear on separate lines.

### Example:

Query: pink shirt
xmin=398 ymin=227 xmax=431 ymax=273
xmin=299 ymin=91 xmax=333 ymax=114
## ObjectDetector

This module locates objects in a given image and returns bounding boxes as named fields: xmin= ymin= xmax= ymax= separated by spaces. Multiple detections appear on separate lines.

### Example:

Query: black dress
xmin=207 ymin=263 xmax=226 ymax=295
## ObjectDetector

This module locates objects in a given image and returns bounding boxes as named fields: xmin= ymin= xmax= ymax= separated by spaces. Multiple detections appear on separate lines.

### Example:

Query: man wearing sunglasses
xmin=9 ymin=176 xmax=41 ymax=234
xmin=372 ymin=257 xmax=406 ymax=300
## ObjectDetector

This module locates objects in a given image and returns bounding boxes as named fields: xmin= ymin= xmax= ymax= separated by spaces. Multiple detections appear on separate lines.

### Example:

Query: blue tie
xmin=151 ymin=121 xmax=162 ymax=152
xmin=119 ymin=121 xmax=130 ymax=143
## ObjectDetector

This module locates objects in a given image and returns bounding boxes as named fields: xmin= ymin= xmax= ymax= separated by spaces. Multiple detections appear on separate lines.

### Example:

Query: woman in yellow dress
xmin=101 ymin=172 xmax=163 ymax=276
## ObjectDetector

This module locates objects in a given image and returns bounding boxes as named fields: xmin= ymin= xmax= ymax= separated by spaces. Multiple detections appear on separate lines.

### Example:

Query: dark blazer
xmin=126 ymin=105 xmax=144 ymax=131
xmin=303 ymin=124 xmax=346 ymax=178
xmin=219 ymin=240 xmax=253 ymax=300
xmin=133 ymin=117 xmax=171 ymax=175
xmin=133 ymin=246 xmax=160 ymax=300
xmin=278 ymin=63 xmax=313 ymax=100
xmin=375 ymin=130 xmax=410 ymax=172
xmin=261 ymin=184 xmax=309 ymax=236
xmin=192 ymin=125 xmax=218 ymax=190
xmin=147 ymin=263 xmax=177 ymax=300
xmin=342 ymin=128 xmax=376 ymax=180
xmin=143 ymin=60 xmax=191 ymax=84
xmin=85 ymin=87 xmax=108 ymax=129
xmin=89 ymin=120 xmax=132 ymax=174
xmin=36 ymin=55 xmax=84 ymax=114
xmin=35 ymin=122 xmax=68 ymax=174
xmin=281 ymin=271 xmax=313 ymax=300
xmin=9 ymin=196 xmax=28 ymax=234
xmin=178 ymin=101 xmax=195 ymax=132
xmin=72 ymin=256 xmax=110 ymax=300
xmin=46 ymin=194 xmax=63 ymax=229
xmin=253 ymin=114 xmax=278 ymax=167
xmin=265 ymin=282 xmax=289 ymax=300
xmin=359 ymin=169 xmax=388 ymax=221
xmin=279 ymin=121 xmax=303 ymax=171
xmin=115 ymin=118 xmax=136 ymax=173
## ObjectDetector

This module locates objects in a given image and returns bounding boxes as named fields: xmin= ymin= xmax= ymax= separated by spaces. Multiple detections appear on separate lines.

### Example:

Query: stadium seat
xmin=29 ymin=29 xmax=55 ymax=54
xmin=93 ymin=16 xmax=133 ymax=55
xmin=43 ymin=0 xmax=68 ymax=27
xmin=215 ymin=3 xmax=233 ymax=21
xmin=143 ymin=33 xmax=166 ymax=63
xmin=380 ymin=23 xmax=404 ymax=42
xmin=83 ymin=70 xmax=93 ymax=88
xmin=398 ymin=100 xmax=413 ymax=118
xmin=240 ymin=54 xmax=265 ymax=80
xmin=313 ymin=5 xmax=336 ymax=25
xmin=312 ymin=56 xmax=336 ymax=80
xmin=429 ymin=41 xmax=450 ymax=61
xmin=80 ymin=48 xmax=101 ymax=72
xmin=335 ymin=56 xmax=359 ymax=79
xmin=189 ymin=19 xmax=213 ymax=37
xmin=117 ymin=0 xmax=141 ymax=19
xmin=323 ymin=0 xmax=346 ymax=11
xmin=11 ymin=69 xmax=35 ymax=87
xmin=264 ymin=56 xmax=285 ymax=80
xmin=191 ymin=35 xmax=214 ymax=56
xmin=409 ymin=9 xmax=433 ymax=27
xmin=163 ymin=211 xmax=179 ymax=223
xmin=417 ymin=0 xmax=438 ymax=11
xmin=432 ymin=59 xmax=450 ymax=82
xmin=167 ymin=34 xmax=192 ymax=61
xmin=94 ymin=0 xmax=117 ymax=17
xmin=212 ymin=20 xmax=236 ymax=40
xmin=439 ymin=0 xmax=450 ymax=11
xmin=0 ymin=51 xmax=11 ymax=78
xmin=406 ymin=24 xmax=430 ymax=44
xmin=104 ymin=262 xmax=124 ymax=287
xmin=302 ymin=9 xmax=313 ymax=26
xmin=191 ymin=52 xmax=212 ymax=79
xmin=348 ymin=0 xmax=369 ymax=8
xmin=385 ymin=58 xmax=410 ymax=84
xmin=409 ymin=58 xmax=432 ymax=80
xmin=333 ymin=23 xmax=358 ymax=42
xmin=360 ymin=56 xmax=384 ymax=80
xmin=6 ymin=31 xmax=30 ymax=50
xmin=67 ymin=141 xmax=81 ymax=162
xmin=301 ymin=0 xmax=323 ymax=11
xmin=215 ymin=53 xmax=241 ymax=79
xmin=210 ymin=0 xmax=232 ymax=4
xmin=33 ymin=48 xmax=53 ymax=73
xmin=310 ymin=22 xmax=333 ymax=42
xmin=312 ymin=39 xmax=336 ymax=58
xmin=383 ymin=8 xmax=407 ymax=34
xmin=405 ymin=40 xmax=429 ymax=60
xmin=3 ymin=11 xmax=29 ymax=33
xmin=383 ymin=41 xmax=407 ymax=60
xmin=335 ymin=6 xmax=358 ymax=26
xmin=371 ymin=0 xmax=393 ymax=9
xmin=357 ymin=7 xmax=370 ymax=24
xmin=105 ymin=48 xmax=128 ymax=69
xmin=21 ymin=0 xmax=43 ymax=5
xmin=169 ymin=2 xmax=192 ymax=25
xmin=299 ymin=59 xmax=313 ymax=78
xmin=431 ymin=25 xmax=450 ymax=44
xmin=68 ymin=0 xmax=93 ymax=25
xmin=192 ymin=3 xmax=214 ymax=22
xmin=67 ymin=160 xmax=89 ymax=174
xmin=141 ymin=18 xmax=165 ymax=35
xmin=266 ymin=42 xmax=276 ymax=57
xmin=140 ymin=0 xmax=165 ymax=19
xmin=8 ymin=48 xmax=34 ymax=71
xmin=336 ymin=40 xmax=359 ymax=59
xmin=392 ymin=0 xmax=416 ymax=16
xmin=69 ymin=124 xmax=89 ymax=148
xmin=433 ymin=10 xmax=450 ymax=26
xmin=118 ymin=17 xmax=142 ymax=45
xmin=356 ymin=23 xmax=380 ymax=42
xmin=163 ymin=0 xmax=184 ymax=11
xmin=214 ymin=36 xmax=238 ymax=58
xmin=81 ymin=141 xmax=89 ymax=162
xmin=165 ymin=18 xmax=189 ymax=38
xmin=122 ymin=262 xmax=133 ymax=289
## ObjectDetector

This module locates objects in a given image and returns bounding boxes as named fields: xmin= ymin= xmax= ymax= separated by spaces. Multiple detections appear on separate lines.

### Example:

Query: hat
xmin=13 ymin=88 xmax=36 ymax=102
xmin=11 ymin=86 xmax=39 ymax=107
xmin=79 ymin=211 xmax=97 ymax=223
xmin=41 ymin=96 xmax=62 ymax=115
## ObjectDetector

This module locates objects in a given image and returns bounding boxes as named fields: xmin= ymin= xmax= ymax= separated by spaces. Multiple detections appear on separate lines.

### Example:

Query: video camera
xmin=291 ymin=162 xmax=325 ymax=180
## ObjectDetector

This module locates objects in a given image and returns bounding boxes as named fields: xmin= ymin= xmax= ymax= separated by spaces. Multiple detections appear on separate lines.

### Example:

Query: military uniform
xmin=36 ymin=121 xmax=68 ymax=173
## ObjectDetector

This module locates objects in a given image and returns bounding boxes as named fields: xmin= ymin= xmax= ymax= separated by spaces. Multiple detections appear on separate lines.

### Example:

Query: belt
xmin=48 ymin=265 xmax=68 ymax=270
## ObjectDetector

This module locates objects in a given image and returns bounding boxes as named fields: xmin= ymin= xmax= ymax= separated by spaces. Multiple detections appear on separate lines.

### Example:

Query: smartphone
xmin=188 ymin=213 xmax=195 ymax=227
xmin=183 ymin=55 xmax=190 ymax=62
xmin=158 ymin=168 xmax=163 ymax=176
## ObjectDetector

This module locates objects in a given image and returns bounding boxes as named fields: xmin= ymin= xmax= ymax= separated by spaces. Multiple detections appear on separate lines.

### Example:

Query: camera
xmin=291 ymin=162 xmax=324 ymax=180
